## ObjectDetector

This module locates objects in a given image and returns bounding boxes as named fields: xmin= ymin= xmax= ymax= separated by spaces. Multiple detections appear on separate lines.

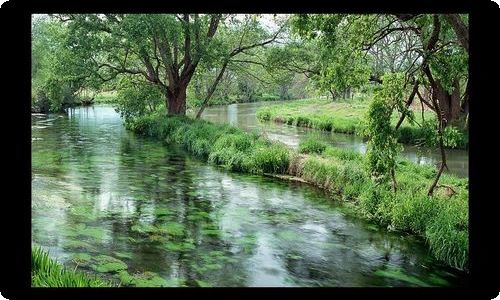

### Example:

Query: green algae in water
xmin=131 ymin=223 xmax=157 ymax=234
xmin=195 ymin=279 xmax=211 ymax=287
xmin=116 ymin=236 xmax=138 ymax=243
xmin=154 ymin=207 xmax=172 ymax=217
xmin=71 ymin=253 xmax=92 ymax=263
xmin=187 ymin=211 xmax=211 ymax=221
xmin=69 ymin=206 xmax=99 ymax=221
xmin=113 ymin=252 xmax=133 ymax=259
xmin=92 ymin=255 xmax=128 ymax=273
xmin=156 ymin=222 xmax=185 ymax=236
xmin=201 ymin=224 xmax=222 ymax=237
xmin=374 ymin=267 xmax=431 ymax=287
xmin=162 ymin=240 xmax=195 ymax=252
xmin=118 ymin=271 xmax=180 ymax=287
xmin=201 ymin=228 xmax=222 ymax=237
xmin=238 ymin=234 xmax=258 ymax=254
xmin=191 ymin=262 xmax=223 ymax=273
xmin=79 ymin=226 xmax=107 ymax=240
xmin=286 ymin=253 xmax=303 ymax=260
xmin=62 ymin=240 xmax=96 ymax=252
xmin=427 ymin=274 xmax=451 ymax=286
xmin=148 ymin=234 xmax=167 ymax=243
xmin=277 ymin=230 xmax=303 ymax=242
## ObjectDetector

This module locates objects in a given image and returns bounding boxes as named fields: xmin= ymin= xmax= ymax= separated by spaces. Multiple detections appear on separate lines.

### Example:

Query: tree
xmin=32 ymin=15 xmax=98 ymax=112
xmin=194 ymin=14 xmax=287 ymax=118
xmin=58 ymin=14 xmax=222 ymax=116
xmin=291 ymin=14 xmax=469 ymax=195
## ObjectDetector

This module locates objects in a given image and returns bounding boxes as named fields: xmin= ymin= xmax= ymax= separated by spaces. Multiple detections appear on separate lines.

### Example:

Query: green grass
xmin=32 ymin=246 xmax=114 ymax=287
xmin=292 ymin=140 xmax=468 ymax=270
xmin=128 ymin=114 xmax=468 ymax=271
xmin=256 ymin=98 xmax=468 ymax=149
xmin=298 ymin=137 xmax=328 ymax=154
xmin=94 ymin=91 xmax=118 ymax=104
xmin=128 ymin=113 xmax=291 ymax=175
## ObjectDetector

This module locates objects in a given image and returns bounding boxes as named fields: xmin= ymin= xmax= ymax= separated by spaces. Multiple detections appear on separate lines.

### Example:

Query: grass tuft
xmin=32 ymin=246 xmax=114 ymax=287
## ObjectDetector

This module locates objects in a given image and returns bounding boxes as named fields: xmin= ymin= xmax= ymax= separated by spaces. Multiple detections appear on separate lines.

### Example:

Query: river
xmin=198 ymin=102 xmax=469 ymax=178
xmin=31 ymin=105 xmax=467 ymax=287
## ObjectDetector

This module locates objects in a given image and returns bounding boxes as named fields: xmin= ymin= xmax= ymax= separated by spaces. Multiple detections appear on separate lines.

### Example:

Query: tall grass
xmin=128 ymin=114 xmax=468 ymax=271
xmin=128 ymin=114 xmax=291 ymax=175
xmin=256 ymin=99 xmax=468 ymax=149
xmin=32 ymin=246 xmax=113 ymax=287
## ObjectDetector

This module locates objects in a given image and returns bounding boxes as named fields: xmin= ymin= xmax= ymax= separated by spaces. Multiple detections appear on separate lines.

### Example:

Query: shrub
xmin=256 ymin=109 xmax=272 ymax=121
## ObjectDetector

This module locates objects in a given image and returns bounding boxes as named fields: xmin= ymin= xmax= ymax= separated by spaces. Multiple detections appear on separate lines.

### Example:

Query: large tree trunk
xmin=432 ymin=79 xmax=463 ymax=127
xmin=166 ymin=84 xmax=187 ymax=115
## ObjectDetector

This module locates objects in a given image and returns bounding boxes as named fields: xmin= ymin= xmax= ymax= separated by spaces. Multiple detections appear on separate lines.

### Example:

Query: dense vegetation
xmin=257 ymin=98 xmax=468 ymax=149
xmin=32 ymin=246 xmax=113 ymax=287
xmin=128 ymin=114 xmax=468 ymax=270
xmin=31 ymin=13 xmax=469 ymax=284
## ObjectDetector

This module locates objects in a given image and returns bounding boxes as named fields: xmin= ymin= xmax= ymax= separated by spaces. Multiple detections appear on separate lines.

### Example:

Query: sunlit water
xmin=32 ymin=105 xmax=467 ymax=287
xmin=198 ymin=102 xmax=469 ymax=178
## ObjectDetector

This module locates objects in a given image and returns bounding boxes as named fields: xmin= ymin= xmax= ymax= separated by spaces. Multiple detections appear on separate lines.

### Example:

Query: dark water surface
xmin=198 ymin=102 xmax=468 ymax=178
xmin=32 ymin=105 xmax=467 ymax=287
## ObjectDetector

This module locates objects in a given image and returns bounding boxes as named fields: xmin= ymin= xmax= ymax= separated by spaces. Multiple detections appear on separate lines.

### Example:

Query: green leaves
xmin=116 ymin=77 xmax=165 ymax=122
xmin=365 ymin=73 xmax=405 ymax=182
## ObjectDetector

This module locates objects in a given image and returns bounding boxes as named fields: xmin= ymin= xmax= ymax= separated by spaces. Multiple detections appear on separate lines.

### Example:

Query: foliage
xmin=32 ymin=17 xmax=91 ymax=112
xmin=32 ymin=246 xmax=113 ymax=287
xmin=364 ymin=73 xmax=404 ymax=183
xmin=115 ymin=78 xmax=164 ymax=120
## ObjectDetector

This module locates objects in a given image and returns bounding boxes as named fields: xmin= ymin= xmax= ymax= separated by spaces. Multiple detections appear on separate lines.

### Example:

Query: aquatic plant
xmin=32 ymin=246 xmax=113 ymax=287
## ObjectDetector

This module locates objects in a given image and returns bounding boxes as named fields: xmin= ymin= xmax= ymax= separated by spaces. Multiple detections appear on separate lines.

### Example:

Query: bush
xmin=256 ymin=109 xmax=271 ymax=121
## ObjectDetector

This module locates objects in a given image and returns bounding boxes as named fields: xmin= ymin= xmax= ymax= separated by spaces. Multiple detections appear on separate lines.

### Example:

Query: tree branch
xmin=444 ymin=14 xmax=469 ymax=52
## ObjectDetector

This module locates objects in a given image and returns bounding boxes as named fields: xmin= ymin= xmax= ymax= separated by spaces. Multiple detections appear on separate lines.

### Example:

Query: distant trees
xmin=32 ymin=16 xmax=98 ymax=112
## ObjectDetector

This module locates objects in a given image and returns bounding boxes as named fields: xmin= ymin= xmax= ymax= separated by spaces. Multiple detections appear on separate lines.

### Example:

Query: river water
xmin=198 ymin=102 xmax=469 ymax=178
xmin=32 ymin=105 xmax=467 ymax=287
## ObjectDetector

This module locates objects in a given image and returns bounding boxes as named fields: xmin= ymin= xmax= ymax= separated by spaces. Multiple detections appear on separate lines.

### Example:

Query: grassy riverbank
xmin=256 ymin=99 xmax=468 ymax=149
xmin=32 ymin=246 xmax=113 ymax=287
xmin=128 ymin=114 xmax=468 ymax=271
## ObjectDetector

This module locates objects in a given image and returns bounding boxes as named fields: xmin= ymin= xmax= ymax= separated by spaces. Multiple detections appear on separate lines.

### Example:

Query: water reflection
xmin=32 ymin=105 xmax=467 ymax=287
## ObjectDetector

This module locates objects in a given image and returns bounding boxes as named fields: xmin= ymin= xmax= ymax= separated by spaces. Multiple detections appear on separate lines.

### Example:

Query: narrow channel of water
xmin=198 ymin=102 xmax=469 ymax=178
xmin=32 ymin=105 xmax=467 ymax=287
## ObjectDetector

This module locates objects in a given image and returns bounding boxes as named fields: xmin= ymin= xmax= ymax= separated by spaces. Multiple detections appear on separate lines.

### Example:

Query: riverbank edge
xmin=32 ymin=246 xmax=114 ymax=287
xmin=255 ymin=101 xmax=468 ymax=150
xmin=127 ymin=114 xmax=468 ymax=271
